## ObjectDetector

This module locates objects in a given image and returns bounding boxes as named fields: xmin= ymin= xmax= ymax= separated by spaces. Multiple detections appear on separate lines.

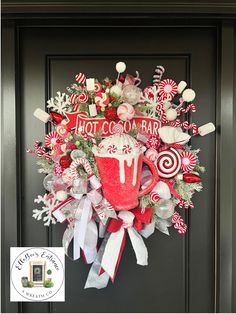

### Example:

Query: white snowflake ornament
xmin=33 ymin=193 xmax=59 ymax=226
xmin=47 ymin=91 xmax=72 ymax=114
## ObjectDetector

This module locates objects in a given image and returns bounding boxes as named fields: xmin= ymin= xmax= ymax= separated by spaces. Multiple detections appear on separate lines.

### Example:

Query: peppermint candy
xmin=171 ymin=211 xmax=187 ymax=234
xmin=94 ymin=82 xmax=102 ymax=93
xmin=112 ymin=124 xmax=124 ymax=134
xmin=156 ymin=148 xmax=181 ymax=178
xmin=44 ymin=131 xmax=63 ymax=147
xmin=122 ymin=145 xmax=132 ymax=154
xmin=107 ymin=145 xmax=117 ymax=154
xmin=78 ymin=93 xmax=88 ymax=103
xmin=159 ymin=79 xmax=177 ymax=99
xmin=95 ymin=92 xmax=110 ymax=107
xmin=150 ymin=192 xmax=160 ymax=203
xmin=180 ymin=151 xmax=197 ymax=171
xmin=146 ymin=135 xmax=160 ymax=149
xmin=75 ymin=72 xmax=86 ymax=84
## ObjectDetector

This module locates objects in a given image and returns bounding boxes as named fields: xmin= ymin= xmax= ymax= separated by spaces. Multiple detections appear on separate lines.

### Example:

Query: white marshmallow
xmin=89 ymin=104 xmax=97 ymax=117
xmin=198 ymin=122 xmax=215 ymax=136
xmin=33 ymin=108 xmax=51 ymax=123
xmin=177 ymin=81 xmax=187 ymax=94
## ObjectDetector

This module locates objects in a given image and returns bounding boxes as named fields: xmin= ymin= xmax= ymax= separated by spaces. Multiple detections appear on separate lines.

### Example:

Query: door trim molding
xmin=2 ymin=1 xmax=236 ymax=15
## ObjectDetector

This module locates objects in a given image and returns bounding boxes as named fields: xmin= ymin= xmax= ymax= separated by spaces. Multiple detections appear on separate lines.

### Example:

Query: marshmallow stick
xmin=198 ymin=123 xmax=215 ymax=136
xmin=33 ymin=108 xmax=51 ymax=123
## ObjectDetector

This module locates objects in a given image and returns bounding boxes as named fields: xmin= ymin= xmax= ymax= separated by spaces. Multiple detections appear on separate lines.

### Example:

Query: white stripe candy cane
xmin=69 ymin=158 xmax=94 ymax=179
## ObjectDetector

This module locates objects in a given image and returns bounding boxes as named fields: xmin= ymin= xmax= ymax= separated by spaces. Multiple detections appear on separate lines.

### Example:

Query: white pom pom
xmin=182 ymin=89 xmax=196 ymax=102
xmin=177 ymin=81 xmax=187 ymax=94
xmin=33 ymin=108 xmax=51 ymax=123
xmin=116 ymin=62 xmax=126 ymax=73
xmin=165 ymin=108 xmax=177 ymax=121
xmin=110 ymin=85 xmax=122 ymax=97
xmin=198 ymin=122 xmax=215 ymax=136
xmin=56 ymin=190 xmax=68 ymax=202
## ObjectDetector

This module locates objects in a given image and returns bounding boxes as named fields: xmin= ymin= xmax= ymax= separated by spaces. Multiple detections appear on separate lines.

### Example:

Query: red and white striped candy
xmin=180 ymin=151 xmax=197 ymax=171
xmin=44 ymin=131 xmax=63 ymax=147
xmin=54 ymin=164 xmax=64 ymax=176
xmin=69 ymin=157 xmax=93 ymax=179
xmin=95 ymin=92 xmax=110 ymax=107
xmin=159 ymin=79 xmax=177 ymax=99
xmin=150 ymin=192 xmax=160 ymax=203
xmin=94 ymin=82 xmax=102 ymax=93
xmin=112 ymin=124 xmax=124 ymax=134
xmin=107 ymin=144 xmax=117 ymax=154
xmin=69 ymin=94 xmax=79 ymax=104
xmin=75 ymin=73 xmax=86 ymax=84
xmin=78 ymin=93 xmax=88 ymax=103
xmin=122 ymin=144 xmax=132 ymax=154
xmin=178 ymin=200 xmax=194 ymax=209
xmin=117 ymin=103 xmax=135 ymax=121
xmin=156 ymin=148 xmax=181 ymax=178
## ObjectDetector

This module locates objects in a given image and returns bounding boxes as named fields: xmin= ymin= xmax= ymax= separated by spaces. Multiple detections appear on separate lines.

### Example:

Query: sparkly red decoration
xmin=59 ymin=155 xmax=72 ymax=168
xmin=183 ymin=173 xmax=201 ymax=183
xmin=104 ymin=107 xmax=118 ymax=121
xmin=50 ymin=112 xmax=64 ymax=124
xmin=146 ymin=135 xmax=161 ymax=149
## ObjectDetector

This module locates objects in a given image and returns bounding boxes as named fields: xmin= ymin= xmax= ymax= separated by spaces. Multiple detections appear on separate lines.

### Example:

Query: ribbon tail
xmin=83 ymin=220 xmax=98 ymax=264
xmin=84 ymin=233 xmax=110 ymax=289
xmin=101 ymin=228 xmax=125 ymax=280
xmin=73 ymin=220 xmax=81 ymax=260
xmin=128 ymin=227 xmax=148 ymax=266
xmin=139 ymin=222 xmax=155 ymax=239
xmin=62 ymin=225 xmax=74 ymax=257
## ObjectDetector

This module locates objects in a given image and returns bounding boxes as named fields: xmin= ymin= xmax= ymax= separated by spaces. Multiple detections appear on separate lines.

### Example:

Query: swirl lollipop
xmin=156 ymin=148 xmax=181 ymax=178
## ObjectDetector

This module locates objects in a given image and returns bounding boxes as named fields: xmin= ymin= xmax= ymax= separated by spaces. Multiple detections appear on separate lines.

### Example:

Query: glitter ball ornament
xmin=146 ymin=135 xmax=161 ymax=149
xmin=59 ymin=155 xmax=72 ymax=168
xmin=180 ymin=151 xmax=197 ymax=171
xmin=122 ymin=85 xmax=141 ymax=105
xmin=104 ymin=107 xmax=118 ymax=121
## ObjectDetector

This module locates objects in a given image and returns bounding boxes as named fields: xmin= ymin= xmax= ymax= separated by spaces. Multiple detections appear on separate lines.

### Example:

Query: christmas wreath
xmin=28 ymin=62 xmax=215 ymax=289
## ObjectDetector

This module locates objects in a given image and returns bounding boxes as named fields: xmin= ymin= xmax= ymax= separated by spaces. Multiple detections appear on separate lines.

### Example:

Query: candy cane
xmin=26 ymin=141 xmax=51 ymax=160
xmin=177 ymin=103 xmax=196 ymax=115
xmin=169 ymin=119 xmax=198 ymax=135
xmin=171 ymin=211 xmax=187 ymax=234
xmin=153 ymin=65 xmax=165 ymax=86
xmin=178 ymin=200 xmax=194 ymax=209
xmin=69 ymin=158 xmax=94 ymax=179
xmin=87 ymin=132 xmax=97 ymax=146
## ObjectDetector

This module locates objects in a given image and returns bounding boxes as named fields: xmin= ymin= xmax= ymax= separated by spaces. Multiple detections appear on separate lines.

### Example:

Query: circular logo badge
xmin=11 ymin=247 xmax=64 ymax=302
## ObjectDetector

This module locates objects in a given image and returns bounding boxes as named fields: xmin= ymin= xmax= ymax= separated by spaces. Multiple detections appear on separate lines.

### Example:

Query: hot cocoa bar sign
xmin=65 ymin=112 xmax=161 ymax=137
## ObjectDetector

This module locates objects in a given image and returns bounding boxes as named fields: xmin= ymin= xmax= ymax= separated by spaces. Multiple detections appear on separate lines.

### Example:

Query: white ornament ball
xmin=117 ymin=103 xmax=135 ymax=121
xmin=152 ymin=181 xmax=171 ymax=200
xmin=182 ymin=88 xmax=196 ymax=102
xmin=110 ymin=85 xmax=122 ymax=97
xmin=165 ymin=108 xmax=177 ymax=121
xmin=122 ymin=85 xmax=141 ymax=105
xmin=116 ymin=62 xmax=126 ymax=73
xmin=177 ymin=81 xmax=187 ymax=94
xmin=56 ymin=190 xmax=68 ymax=202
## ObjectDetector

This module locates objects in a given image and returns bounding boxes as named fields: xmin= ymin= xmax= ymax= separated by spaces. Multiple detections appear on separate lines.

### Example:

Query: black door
xmin=11 ymin=24 xmax=217 ymax=313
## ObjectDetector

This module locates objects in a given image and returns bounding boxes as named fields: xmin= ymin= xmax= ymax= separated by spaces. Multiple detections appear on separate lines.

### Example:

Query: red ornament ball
xmin=104 ymin=107 xmax=118 ymax=121
xmin=59 ymin=155 xmax=72 ymax=169
xmin=70 ymin=144 xmax=77 ymax=150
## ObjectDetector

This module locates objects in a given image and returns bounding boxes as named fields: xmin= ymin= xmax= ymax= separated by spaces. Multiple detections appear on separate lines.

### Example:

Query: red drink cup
xmin=93 ymin=134 xmax=159 ymax=210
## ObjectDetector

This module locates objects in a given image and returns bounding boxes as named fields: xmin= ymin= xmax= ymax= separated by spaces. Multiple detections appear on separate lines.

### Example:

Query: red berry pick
xmin=104 ymin=107 xmax=118 ymax=121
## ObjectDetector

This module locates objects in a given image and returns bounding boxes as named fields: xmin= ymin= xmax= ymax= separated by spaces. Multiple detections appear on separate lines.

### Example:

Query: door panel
xmin=19 ymin=26 xmax=216 ymax=312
